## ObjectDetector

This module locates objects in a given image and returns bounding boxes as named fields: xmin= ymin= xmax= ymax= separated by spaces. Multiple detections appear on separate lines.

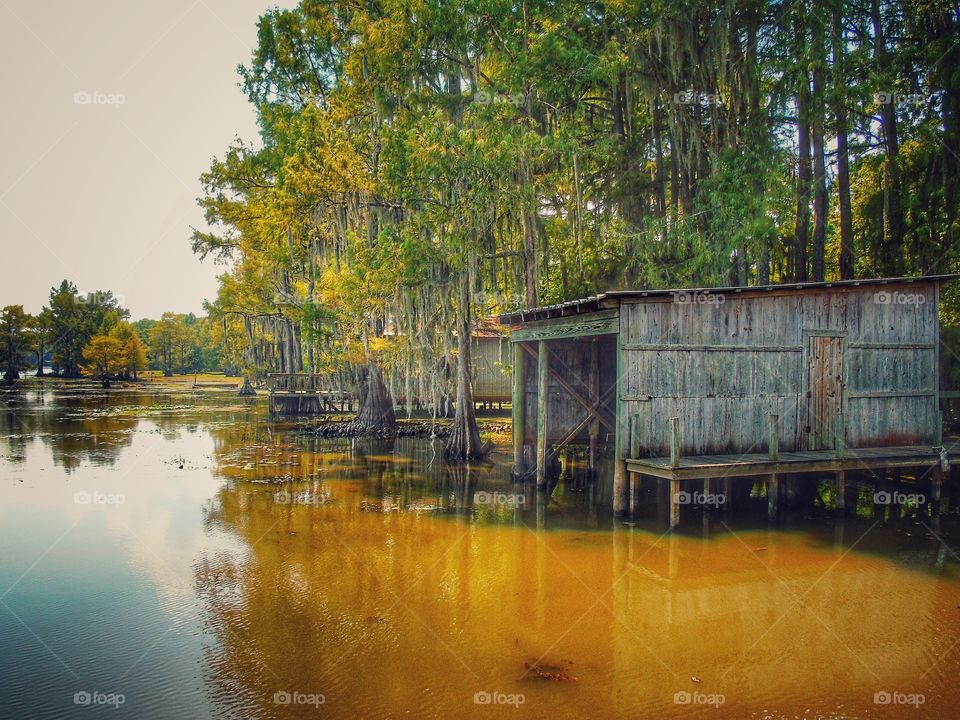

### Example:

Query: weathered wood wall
xmin=619 ymin=282 xmax=939 ymax=458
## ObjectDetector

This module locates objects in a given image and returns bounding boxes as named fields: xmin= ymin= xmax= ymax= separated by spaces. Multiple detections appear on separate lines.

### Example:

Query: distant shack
xmin=501 ymin=276 xmax=958 ymax=524
xmin=470 ymin=327 xmax=511 ymax=408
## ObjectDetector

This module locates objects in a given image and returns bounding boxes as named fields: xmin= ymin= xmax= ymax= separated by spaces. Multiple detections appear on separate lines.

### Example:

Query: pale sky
xmin=0 ymin=0 xmax=292 ymax=320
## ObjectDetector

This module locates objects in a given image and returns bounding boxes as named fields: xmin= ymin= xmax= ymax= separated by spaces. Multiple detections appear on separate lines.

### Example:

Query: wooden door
xmin=804 ymin=335 xmax=844 ymax=450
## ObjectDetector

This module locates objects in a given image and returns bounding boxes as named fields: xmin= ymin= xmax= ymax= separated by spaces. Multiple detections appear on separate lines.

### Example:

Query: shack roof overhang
xmin=498 ymin=274 xmax=960 ymax=325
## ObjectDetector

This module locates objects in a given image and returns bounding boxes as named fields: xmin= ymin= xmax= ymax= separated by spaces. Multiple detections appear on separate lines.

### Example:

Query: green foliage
xmin=0 ymin=305 xmax=31 ymax=382
xmin=187 ymin=0 xmax=960 ymax=391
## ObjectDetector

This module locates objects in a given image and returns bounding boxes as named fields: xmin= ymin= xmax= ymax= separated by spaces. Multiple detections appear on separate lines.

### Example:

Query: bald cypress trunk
xmin=794 ymin=12 xmax=812 ymax=283
xmin=810 ymin=2 xmax=828 ymax=283
xmin=354 ymin=364 xmax=395 ymax=432
xmin=446 ymin=274 xmax=484 ymax=462
xmin=833 ymin=2 xmax=855 ymax=280
xmin=871 ymin=0 xmax=904 ymax=275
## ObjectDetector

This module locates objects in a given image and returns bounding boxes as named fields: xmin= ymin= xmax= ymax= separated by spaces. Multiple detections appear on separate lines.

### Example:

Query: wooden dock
xmin=626 ymin=441 xmax=956 ymax=527
xmin=267 ymin=374 xmax=354 ymax=415
xmin=626 ymin=443 xmax=957 ymax=480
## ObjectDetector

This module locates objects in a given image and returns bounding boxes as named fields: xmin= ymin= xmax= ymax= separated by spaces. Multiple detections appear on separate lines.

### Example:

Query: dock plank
xmin=626 ymin=443 xmax=954 ymax=480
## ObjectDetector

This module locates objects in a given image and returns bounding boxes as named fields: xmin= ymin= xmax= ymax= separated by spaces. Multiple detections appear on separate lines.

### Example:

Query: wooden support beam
xmin=630 ymin=414 xmax=640 ymax=460
xmin=613 ymin=336 xmax=627 ymax=515
xmin=767 ymin=474 xmax=779 ymax=520
xmin=512 ymin=342 xmax=526 ymax=474
xmin=536 ymin=341 xmax=550 ymax=488
xmin=588 ymin=339 xmax=599 ymax=473
xmin=836 ymin=470 xmax=846 ymax=514
xmin=668 ymin=417 xmax=680 ymax=467
xmin=519 ymin=342 xmax=615 ymax=433
xmin=932 ymin=466 xmax=943 ymax=505
xmin=670 ymin=479 xmax=680 ymax=528
xmin=768 ymin=413 xmax=779 ymax=461
xmin=835 ymin=406 xmax=845 ymax=458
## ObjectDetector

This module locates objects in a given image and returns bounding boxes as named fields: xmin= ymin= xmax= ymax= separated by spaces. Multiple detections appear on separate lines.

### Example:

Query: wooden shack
xmin=500 ymin=276 xmax=957 ymax=523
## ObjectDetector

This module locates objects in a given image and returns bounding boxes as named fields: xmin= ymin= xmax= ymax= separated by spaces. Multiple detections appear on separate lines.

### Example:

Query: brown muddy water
xmin=1 ymin=380 xmax=959 ymax=719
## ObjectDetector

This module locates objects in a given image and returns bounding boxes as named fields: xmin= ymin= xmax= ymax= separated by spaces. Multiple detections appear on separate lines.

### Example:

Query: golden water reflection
xmin=200 ymin=462 xmax=960 ymax=719
xmin=1 ymin=382 xmax=958 ymax=718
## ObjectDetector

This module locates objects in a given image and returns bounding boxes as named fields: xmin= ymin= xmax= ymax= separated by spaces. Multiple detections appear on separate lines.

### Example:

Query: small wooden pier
xmin=627 ymin=431 xmax=956 ymax=526
xmin=267 ymin=373 xmax=354 ymax=415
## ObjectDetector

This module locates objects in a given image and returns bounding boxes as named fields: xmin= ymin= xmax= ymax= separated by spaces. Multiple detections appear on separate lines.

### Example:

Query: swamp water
xmin=1 ymin=381 xmax=959 ymax=719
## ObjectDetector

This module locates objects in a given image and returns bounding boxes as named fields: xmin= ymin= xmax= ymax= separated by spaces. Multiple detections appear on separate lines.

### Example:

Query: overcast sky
xmin=0 ymin=0 xmax=291 ymax=320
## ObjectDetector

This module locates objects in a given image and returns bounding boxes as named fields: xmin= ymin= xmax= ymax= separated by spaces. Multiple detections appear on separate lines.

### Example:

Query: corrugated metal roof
xmin=498 ymin=274 xmax=960 ymax=324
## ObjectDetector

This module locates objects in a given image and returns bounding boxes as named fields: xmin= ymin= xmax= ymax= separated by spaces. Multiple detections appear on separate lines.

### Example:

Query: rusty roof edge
xmin=496 ymin=274 xmax=960 ymax=324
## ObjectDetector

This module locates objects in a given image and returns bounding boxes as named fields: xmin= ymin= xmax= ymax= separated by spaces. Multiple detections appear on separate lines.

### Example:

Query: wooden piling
xmin=932 ymin=466 xmax=943 ymax=506
xmin=670 ymin=478 xmax=680 ymax=528
xmin=535 ymin=341 xmax=549 ymax=488
xmin=668 ymin=417 xmax=680 ymax=467
xmin=835 ymin=406 xmax=845 ymax=458
xmin=512 ymin=342 xmax=525 ymax=474
xmin=768 ymin=413 xmax=779 ymax=461
xmin=767 ymin=474 xmax=779 ymax=520
xmin=630 ymin=414 xmax=640 ymax=460
xmin=613 ymin=336 xmax=627 ymax=515
xmin=836 ymin=469 xmax=846 ymax=514
xmin=588 ymin=339 xmax=599 ymax=474
xmin=629 ymin=472 xmax=641 ymax=516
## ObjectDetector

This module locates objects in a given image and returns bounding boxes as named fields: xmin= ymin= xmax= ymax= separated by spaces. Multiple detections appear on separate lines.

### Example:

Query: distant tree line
xmin=0 ymin=280 xmax=233 ymax=385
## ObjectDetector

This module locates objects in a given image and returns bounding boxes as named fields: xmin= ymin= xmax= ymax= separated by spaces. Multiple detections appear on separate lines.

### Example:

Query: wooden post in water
xmin=767 ymin=474 xmax=779 ymax=520
xmin=932 ymin=465 xmax=943 ymax=508
xmin=630 ymin=414 xmax=640 ymax=460
xmin=535 ymin=341 xmax=550 ymax=489
xmin=512 ymin=342 xmax=526 ymax=475
xmin=768 ymin=413 xmax=779 ymax=461
xmin=669 ymin=417 xmax=680 ymax=467
xmin=836 ymin=469 xmax=846 ymax=514
xmin=629 ymin=471 xmax=640 ymax=516
xmin=670 ymin=478 xmax=681 ymax=528
xmin=588 ymin=339 xmax=599 ymax=475
xmin=613 ymin=337 xmax=627 ymax=515
xmin=835 ymin=406 xmax=845 ymax=458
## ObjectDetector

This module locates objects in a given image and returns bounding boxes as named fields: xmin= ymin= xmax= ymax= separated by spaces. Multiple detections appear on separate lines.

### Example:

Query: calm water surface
xmin=1 ymin=380 xmax=959 ymax=719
